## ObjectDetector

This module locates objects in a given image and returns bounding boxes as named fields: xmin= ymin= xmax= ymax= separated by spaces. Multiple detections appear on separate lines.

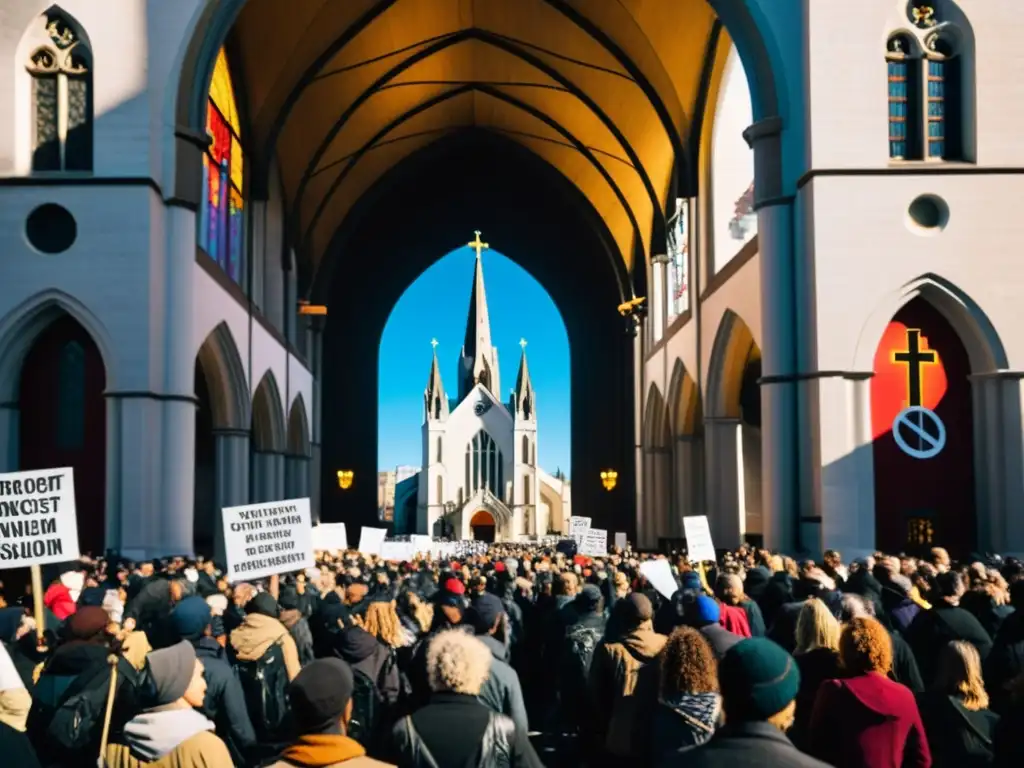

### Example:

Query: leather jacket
xmin=392 ymin=711 xmax=516 ymax=768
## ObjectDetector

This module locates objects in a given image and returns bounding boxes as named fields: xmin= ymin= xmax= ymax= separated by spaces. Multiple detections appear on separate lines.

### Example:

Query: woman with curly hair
xmin=649 ymin=626 xmax=721 ymax=761
xmin=809 ymin=616 xmax=931 ymax=767
xmin=361 ymin=599 xmax=410 ymax=650
xmin=917 ymin=640 xmax=999 ymax=767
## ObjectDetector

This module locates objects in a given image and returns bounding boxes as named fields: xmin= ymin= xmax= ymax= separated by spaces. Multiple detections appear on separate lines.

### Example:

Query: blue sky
xmin=378 ymin=245 xmax=571 ymax=477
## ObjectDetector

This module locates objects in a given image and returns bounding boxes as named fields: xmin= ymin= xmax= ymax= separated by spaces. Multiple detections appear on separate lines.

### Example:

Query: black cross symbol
xmin=893 ymin=329 xmax=935 ymax=407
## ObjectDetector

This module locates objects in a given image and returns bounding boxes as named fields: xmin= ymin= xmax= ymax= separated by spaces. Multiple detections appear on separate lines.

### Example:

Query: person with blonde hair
xmin=789 ymin=598 xmax=843 ymax=750
xmin=390 ymin=630 xmax=542 ymax=766
xmin=361 ymin=599 xmax=408 ymax=650
xmin=809 ymin=617 xmax=931 ymax=767
xmin=917 ymin=641 xmax=1000 ymax=766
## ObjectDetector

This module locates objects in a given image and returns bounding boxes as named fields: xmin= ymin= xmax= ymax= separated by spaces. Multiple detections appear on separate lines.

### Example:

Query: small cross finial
xmin=519 ymin=338 xmax=528 ymax=351
xmin=468 ymin=230 xmax=489 ymax=259
xmin=430 ymin=338 xmax=438 ymax=350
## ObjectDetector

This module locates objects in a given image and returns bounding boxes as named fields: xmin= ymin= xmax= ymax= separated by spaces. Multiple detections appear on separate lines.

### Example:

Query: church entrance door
xmin=470 ymin=509 xmax=495 ymax=542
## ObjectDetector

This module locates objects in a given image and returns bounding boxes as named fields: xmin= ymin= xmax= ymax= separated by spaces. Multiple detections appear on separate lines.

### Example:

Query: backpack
xmin=562 ymin=624 xmax=602 ymax=688
xmin=233 ymin=639 xmax=292 ymax=741
xmin=348 ymin=667 xmax=383 ymax=748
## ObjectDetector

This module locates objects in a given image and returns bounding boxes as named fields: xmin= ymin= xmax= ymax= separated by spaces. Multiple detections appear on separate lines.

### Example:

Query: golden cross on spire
xmin=519 ymin=338 xmax=528 ymax=351
xmin=430 ymin=338 xmax=439 ymax=350
xmin=468 ymin=230 xmax=489 ymax=259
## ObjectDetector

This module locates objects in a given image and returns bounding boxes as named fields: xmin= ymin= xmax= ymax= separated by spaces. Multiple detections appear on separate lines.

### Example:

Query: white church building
xmin=414 ymin=233 xmax=570 ymax=542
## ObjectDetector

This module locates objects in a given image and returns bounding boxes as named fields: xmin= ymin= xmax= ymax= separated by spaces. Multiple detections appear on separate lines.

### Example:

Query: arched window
xmin=465 ymin=431 xmax=503 ymax=496
xmin=56 ymin=341 xmax=85 ymax=450
xmin=521 ymin=435 xmax=529 ymax=463
xmin=926 ymin=36 xmax=962 ymax=160
xmin=26 ymin=13 xmax=92 ymax=171
xmin=523 ymin=475 xmax=531 ymax=504
xmin=435 ymin=475 xmax=443 ymax=505
xmin=886 ymin=34 xmax=920 ymax=160
xmin=436 ymin=436 xmax=442 ymax=462
xmin=200 ymin=48 xmax=245 ymax=283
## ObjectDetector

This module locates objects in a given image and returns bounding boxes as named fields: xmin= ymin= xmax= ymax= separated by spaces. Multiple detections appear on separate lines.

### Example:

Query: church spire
xmin=424 ymin=339 xmax=448 ymax=422
xmin=511 ymin=338 xmax=535 ymax=421
xmin=459 ymin=231 xmax=501 ymax=401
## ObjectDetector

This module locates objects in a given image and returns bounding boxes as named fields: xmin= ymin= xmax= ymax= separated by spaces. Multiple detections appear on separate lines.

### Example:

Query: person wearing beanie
xmin=104 ymin=641 xmax=232 ymax=767
xmin=264 ymin=659 xmax=394 ymax=768
xmin=279 ymin=587 xmax=316 ymax=667
xmin=391 ymin=631 xmax=542 ymax=768
xmin=229 ymin=591 xmax=302 ymax=681
xmin=666 ymin=637 xmax=827 ymax=768
xmin=589 ymin=592 xmax=667 ymax=759
xmin=122 ymin=577 xmax=187 ymax=647
xmin=464 ymin=593 xmax=529 ymax=736
xmin=170 ymin=597 xmax=256 ymax=765
xmin=683 ymin=594 xmax=742 ymax=660
xmin=808 ymin=617 xmax=931 ymax=768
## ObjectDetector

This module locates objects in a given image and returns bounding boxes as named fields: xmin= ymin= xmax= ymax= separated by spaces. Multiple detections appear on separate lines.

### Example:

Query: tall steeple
xmin=424 ymin=339 xmax=448 ymax=422
xmin=511 ymin=338 xmax=535 ymax=421
xmin=459 ymin=231 xmax=501 ymax=401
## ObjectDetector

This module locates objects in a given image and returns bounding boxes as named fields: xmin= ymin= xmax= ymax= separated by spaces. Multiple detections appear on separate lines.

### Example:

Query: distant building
xmin=377 ymin=470 xmax=396 ymax=510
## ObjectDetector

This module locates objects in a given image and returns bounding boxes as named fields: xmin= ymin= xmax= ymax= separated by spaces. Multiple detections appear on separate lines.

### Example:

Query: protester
xmin=790 ymin=597 xmax=843 ymax=750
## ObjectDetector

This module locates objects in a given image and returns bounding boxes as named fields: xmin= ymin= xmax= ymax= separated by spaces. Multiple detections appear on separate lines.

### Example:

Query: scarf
xmin=279 ymin=733 xmax=366 ymax=766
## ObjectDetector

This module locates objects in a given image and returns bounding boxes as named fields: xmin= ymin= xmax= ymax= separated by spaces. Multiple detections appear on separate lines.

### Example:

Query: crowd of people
xmin=0 ymin=540 xmax=1023 ymax=766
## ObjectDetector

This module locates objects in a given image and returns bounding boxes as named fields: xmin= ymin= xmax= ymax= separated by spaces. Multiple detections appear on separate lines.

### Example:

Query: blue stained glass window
xmin=56 ymin=341 xmax=85 ymax=450
xmin=888 ymin=59 xmax=909 ymax=159
xmin=927 ymin=59 xmax=946 ymax=158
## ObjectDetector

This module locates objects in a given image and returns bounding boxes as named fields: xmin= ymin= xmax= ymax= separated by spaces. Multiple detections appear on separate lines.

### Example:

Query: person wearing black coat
xmin=0 ymin=607 xmax=38 ymax=692
xmin=986 ymin=581 xmax=1024 ymax=713
xmin=122 ymin=575 xmax=185 ymax=648
xmin=169 ymin=596 xmax=256 ymax=765
xmin=0 ymin=720 xmax=41 ymax=768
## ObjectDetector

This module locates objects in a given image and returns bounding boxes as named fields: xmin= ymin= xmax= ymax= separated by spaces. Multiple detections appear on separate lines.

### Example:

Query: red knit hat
xmin=494 ymin=561 xmax=506 ymax=573
xmin=443 ymin=578 xmax=466 ymax=595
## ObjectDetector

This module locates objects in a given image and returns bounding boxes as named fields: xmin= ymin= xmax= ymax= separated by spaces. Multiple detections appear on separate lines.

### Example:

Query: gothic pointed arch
xmin=667 ymin=358 xmax=701 ymax=436
xmin=194 ymin=322 xmax=249 ymax=430
xmin=706 ymin=309 xmax=760 ymax=418
xmin=251 ymin=370 xmax=286 ymax=452
xmin=287 ymin=394 xmax=311 ymax=457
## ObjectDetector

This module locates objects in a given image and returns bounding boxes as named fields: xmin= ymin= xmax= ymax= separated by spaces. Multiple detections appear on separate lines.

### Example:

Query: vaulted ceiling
xmin=229 ymin=0 xmax=722 ymax=280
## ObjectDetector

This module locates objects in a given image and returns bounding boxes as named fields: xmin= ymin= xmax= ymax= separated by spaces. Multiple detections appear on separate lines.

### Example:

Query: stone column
xmin=633 ymin=326 xmax=645 ymax=545
xmin=744 ymin=116 xmax=806 ymax=554
xmin=650 ymin=255 xmax=669 ymax=344
xmin=704 ymin=417 xmax=745 ymax=549
xmin=971 ymin=373 xmax=1024 ymax=555
xmin=309 ymin=318 xmax=324 ymax=523
xmin=213 ymin=429 xmax=249 ymax=564
xmin=0 ymin=402 xmax=19 ymax=472
xmin=645 ymin=446 xmax=671 ymax=545
xmin=268 ymin=451 xmax=286 ymax=501
xmin=285 ymin=454 xmax=311 ymax=499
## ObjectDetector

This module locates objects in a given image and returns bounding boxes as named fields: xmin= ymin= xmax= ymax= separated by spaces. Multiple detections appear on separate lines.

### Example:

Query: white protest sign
xmin=640 ymin=558 xmax=679 ymax=600
xmin=568 ymin=516 xmax=591 ymax=545
xmin=614 ymin=532 xmax=627 ymax=551
xmin=578 ymin=528 xmax=607 ymax=557
xmin=222 ymin=497 xmax=314 ymax=582
xmin=380 ymin=541 xmax=414 ymax=561
xmin=358 ymin=527 xmax=387 ymax=556
xmin=0 ymin=467 xmax=79 ymax=567
xmin=683 ymin=515 xmax=716 ymax=563
xmin=311 ymin=523 xmax=348 ymax=552
xmin=410 ymin=535 xmax=432 ymax=555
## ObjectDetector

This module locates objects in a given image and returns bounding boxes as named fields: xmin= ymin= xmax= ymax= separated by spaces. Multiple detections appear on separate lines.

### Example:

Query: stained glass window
xmin=667 ymin=199 xmax=689 ymax=321
xmin=927 ymin=58 xmax=945 ymax=158
xmin=888 ymin=58 xmax=909 ymax=159
xmin=26 ymin=15 xmax=92 ymax=172
xmin=57 ymin=341 xmax=85 ymax=451
xmin=886 ymin=35 xmax=920 ymax=160
xmin=466 ymin=431 xmax=502 ymax=496
xmin=200 ymin=48 xmax=245 ymax=283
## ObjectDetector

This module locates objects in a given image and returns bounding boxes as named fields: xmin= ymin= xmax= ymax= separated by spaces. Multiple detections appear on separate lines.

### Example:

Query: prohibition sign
xmin=892 ymin=406 xmax=946 ymax=460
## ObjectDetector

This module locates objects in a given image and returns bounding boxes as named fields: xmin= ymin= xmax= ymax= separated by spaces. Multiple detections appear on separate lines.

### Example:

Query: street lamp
xmin=600 ymin=469 xmax=618 ymax=491
xmin=337 ymin=470 xmax=354 ymax=490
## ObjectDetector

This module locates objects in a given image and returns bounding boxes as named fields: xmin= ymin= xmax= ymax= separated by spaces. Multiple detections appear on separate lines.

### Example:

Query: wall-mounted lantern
xmin=600 ymin=469 xmax=618 ymax=491
xmin=337 ymin=470 xmax=354 ymax=490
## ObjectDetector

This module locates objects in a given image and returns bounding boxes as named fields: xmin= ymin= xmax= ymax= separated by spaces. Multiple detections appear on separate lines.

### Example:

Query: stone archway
xmin=706 ymin=309 xmax=763 ymax=548
xmin=470 ymin=509 xmax=496 ymax=543
xmin=251 ymin=371 xmax=286 ymax=503
xmin=667 ymin=359 xmax=705 ymax=538
xmin=286 ymin=395 xmax=312 ymax=501
xmin=641 ymin=383 xmax=671 ymax=549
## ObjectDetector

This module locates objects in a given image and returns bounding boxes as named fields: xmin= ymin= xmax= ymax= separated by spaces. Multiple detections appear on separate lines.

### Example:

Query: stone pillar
xmin=213 ymin=429 xmax=249 ymax=564
xmin=645 ymin=446 xmax=671 ymax=545
xmin=633 ymin=327 xmax=645 ymax=545
xmin=744 ymin=116 xmax=805 ymax=554
xmin=704 ymin=417 xmax=745 ymax=549
xmin=309 ymin=318 xmax=324 ymax=523
xmin=251 ymin=451 xmax=284 ymax=502
xmin=815 ymin=374 xmax=875 ymax=559
xmin=0 ymin=402 xmax=19 ymax=471
xmin=971 ymin=373 xmax=1024 ymax=555
xmin=106 ymin=395 xmax=165 ymax=560
xmin=674 ymin=434 xmax=703 ymax=537
xmin=650 ymin=255 xmax=669 ymax=344
xmin=285 ymin=454 xmax=311 ymax=499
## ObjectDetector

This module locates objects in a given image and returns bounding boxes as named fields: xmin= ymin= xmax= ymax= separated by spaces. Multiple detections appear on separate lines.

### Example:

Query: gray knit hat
xmin=144 ymin=641 xmax=197 ymax=706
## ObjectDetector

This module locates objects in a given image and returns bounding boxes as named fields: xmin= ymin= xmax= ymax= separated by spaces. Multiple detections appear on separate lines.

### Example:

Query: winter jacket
xmin=124 ymin=579 xmax=178 ymax=649
xmin=986 ymin=608 xmax=1024 ymax=713
xmin=190 ymin=636 xmax=255 ymax=764
xmin=809 ymin=671 xmax=932 ymax=768
xmin=906 ymin=602 xmax=993 ymax=684
xmin=718 ymin=604 xmax=751 ymax=637
xmin=390 ymin=693 xmax=543 ymax=768
xmin=335 ymin=626 xmax=401 ymax=707
xmin=790 ymin=647 xmax=843 ymax=750
xmin=663 ymin=721 xmax=831 ymax=768
xmin=477 ymin=633 xmax=529 ymax=736
xmin=588 ymin=619 xmax=667 ymax=758
xmin=0 ymin=720 xmax=40 ymax=768
xmin=229 ymin=612 xmax=302 ymax=681
xmin=103 ymin=708 xmax=232 ymax=768
xmin=280 ymin=608 xmax=316 ymax=668
xmin=649 ymin=691 xmax=720 ymax=762
xmin=43 ymin=584 xmax=76 ymax=621
xmin=265 ymin=733 xmax=394 ymax=767
xmin=916 ymin=692 xmax=999 ymax=768
xmin=738 ymin=599 xmax=765 ymax=637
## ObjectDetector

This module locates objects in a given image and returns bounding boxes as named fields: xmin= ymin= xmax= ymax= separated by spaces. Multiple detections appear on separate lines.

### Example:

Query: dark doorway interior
xmin=193 ymin=363 xmax=216 ymax=555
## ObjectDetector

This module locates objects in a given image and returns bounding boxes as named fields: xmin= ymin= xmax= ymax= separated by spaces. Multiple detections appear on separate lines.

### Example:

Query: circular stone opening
xmin=26 ymin=203 xmax=77 ymax=254
xmin=906 ymin=194 xmax=949 ymax=234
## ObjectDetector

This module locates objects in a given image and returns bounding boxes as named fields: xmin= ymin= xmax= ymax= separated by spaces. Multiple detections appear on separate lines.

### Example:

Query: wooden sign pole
xmin=30 ymin=564 xmax=44 ymax=642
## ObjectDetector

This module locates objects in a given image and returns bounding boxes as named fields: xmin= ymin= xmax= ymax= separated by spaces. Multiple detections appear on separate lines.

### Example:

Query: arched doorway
xmin=470 ymin=509 xmax=495 ymax=542
xmin=871 ymin=297 xmax=975 ymax=555
xmin=19 ymin=315 xmax=106 ymax=555
xmin=251 ymin=372 xmax=286 ymax=503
